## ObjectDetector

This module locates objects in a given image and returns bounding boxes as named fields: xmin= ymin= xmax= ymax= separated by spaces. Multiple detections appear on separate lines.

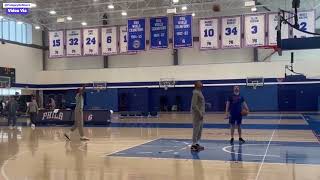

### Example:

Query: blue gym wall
xmin=42 ymin=82 xmax=320 ymax=112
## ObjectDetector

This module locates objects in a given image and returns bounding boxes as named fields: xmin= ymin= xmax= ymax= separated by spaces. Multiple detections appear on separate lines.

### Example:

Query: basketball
xmin=241 ymin=109 xmax=249 ymax=116
xmin=212 ymin=4 xmax=221 ymax=12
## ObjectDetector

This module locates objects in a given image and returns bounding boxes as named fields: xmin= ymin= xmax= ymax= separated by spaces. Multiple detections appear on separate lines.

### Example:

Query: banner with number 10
xmin=199 ymin=18 xmax=219 ymax=50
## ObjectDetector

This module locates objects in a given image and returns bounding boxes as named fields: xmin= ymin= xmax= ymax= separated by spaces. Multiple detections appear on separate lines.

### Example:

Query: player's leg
xmin=8 ymin=114 xmax=12 ymax=129
xmin=30 ymin=112 xmax=36 ymax=129
xmin=196 ymin=118 xmax=204 ymax=150
xmin=12 ymin=114 xmax=17 ymax=128
xmin=229 ymin=118 xmax=236 ymax=144
xmin=237 ymin=118 xmax=245 ymax=143
xmin=78 ymin=110 xmax=89 ymax=141
xmin=64 ymin=110 xmax=78 ymax=140
xmin=191 ymin=113 xmax=201 ymax=151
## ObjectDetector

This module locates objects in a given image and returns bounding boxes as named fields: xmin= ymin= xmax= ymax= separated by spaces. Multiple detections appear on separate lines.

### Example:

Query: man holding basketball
xmin=225 ymin=86 xmax=249 ymax=144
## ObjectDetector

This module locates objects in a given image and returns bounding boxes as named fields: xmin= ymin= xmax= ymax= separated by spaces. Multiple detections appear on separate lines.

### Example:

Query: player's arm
xmin=243 ymin=101 xmax=249 ymax=112
xmin=225 ymin=101 xmax=230 ymax=118
xmin=191 ymin=93 xmax=201 ymax=115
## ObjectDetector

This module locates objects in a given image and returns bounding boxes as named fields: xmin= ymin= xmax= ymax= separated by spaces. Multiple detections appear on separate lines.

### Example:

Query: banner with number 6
xmin=49 ymin=31 xmax=64 ymax=58
xmin=244 ymin=14 xmax=266 ymax=47
xmin=66 ymin=30 xmax=82 ymax=57
xmin=101 ymin=27 xmax=118 ymax=55
xmin=83 ymin=28 xmax=99 ymax=56
xmin=221 ymin=16 xmax=242 ymax=49
xmin=199 ymin=18 xmax=220 ymax=50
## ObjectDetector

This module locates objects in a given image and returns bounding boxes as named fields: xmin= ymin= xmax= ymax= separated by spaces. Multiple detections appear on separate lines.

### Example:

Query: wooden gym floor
xmin=0 ymin=112 xmax=319 ymax=180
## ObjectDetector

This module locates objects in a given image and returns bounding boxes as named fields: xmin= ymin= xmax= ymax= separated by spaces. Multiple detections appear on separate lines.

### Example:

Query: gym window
xmin=0 ymin=17 xmax=33 ymax=44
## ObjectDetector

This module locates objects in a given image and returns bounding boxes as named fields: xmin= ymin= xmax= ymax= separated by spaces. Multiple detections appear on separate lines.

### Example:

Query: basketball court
xmin=0 ymin=0 xmax=320 ymax=180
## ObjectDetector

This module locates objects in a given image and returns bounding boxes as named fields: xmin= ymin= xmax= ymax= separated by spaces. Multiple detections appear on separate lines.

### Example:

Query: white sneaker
xmin=80 ymin=136 xmax=89 ymax=141
xmin=31 ymin=124 xmax=35 ymax=129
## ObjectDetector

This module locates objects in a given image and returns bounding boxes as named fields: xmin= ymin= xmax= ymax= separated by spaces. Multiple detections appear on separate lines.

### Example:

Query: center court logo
xmin=2 ymin=3 xmax=35 ymax=15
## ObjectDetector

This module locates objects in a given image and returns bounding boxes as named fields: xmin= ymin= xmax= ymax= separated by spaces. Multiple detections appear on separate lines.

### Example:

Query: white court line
xmin=222 ymin=144 xmax=280 ymax=158
xmin=254 ymin=114 xmax=281 ymax=180
xmin=0 ymin=142 xmax=62 ymax=180
xmin=102 ymin=138 xmax=159 ymax=157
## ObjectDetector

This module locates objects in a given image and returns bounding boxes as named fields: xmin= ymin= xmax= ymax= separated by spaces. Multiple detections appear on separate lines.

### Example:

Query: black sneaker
xmin=191 ymin=145 xmax=199 ymax=151
xmin=239 ymin=138 xmax=246 ymax=144
xmin=64 ymin=133 xmax=71 ymax=141
xmin=230 ymin=138 xmax=234 ymax=144
xmin=195 ymin=144 xmax=204 ymax=151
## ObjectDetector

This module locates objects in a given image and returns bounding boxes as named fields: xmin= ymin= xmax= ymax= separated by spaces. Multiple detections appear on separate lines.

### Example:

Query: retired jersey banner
xmin=101 ymin=27 xmax=118 ymax=55
xmin=119 ymin=26 xmax=128 ymax=53
xmin=268 ymin=13 xmax=289 ymax=46
xmin=221 ymin=16 xmax=242 ymax=49
xmin=292 ymin=10 xmax=315 ymax=38
xmin=49 ymin=31 xmax=64 ymax=58
xmin=199 ymin=18 xmax=220 ymax=50
xmin=150 ymin=17 xmax=168 ymax=49
xmin=83 ymin=28 xmax=99 ymax=56
xmin=127 ymin=18 xmax=146 ymax=51
xmin=66 ymin=30 xmax=81 ymax=57
xmin=173 ymin=14 xmax=193 ymax=48
xmin=244 ymin=14 xmax=266 ymax=47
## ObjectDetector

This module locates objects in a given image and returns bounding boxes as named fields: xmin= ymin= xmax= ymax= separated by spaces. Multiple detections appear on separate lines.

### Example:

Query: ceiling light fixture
xmin=173 ymin=0 xmax=179 ymax=3
xmin=108 ymin=4 xmax=115 ymax=9
xmin=49 ymin=10 xmax=56 ymax=15
xmin=251 ymin=6 xmax=257 ymax=12
xmin=35 ymin=25 xmax=41 ymax=30
xmin=181 ymin=6 xmax=187 ymax=11
xmin=81 ymin=22 xmax=87 ymax=26
xmin=67 ymin=16 xmax=72 ymax=21
xmin=192 ymin=13 xmax=195 ymax=17
xmin=17 ymin=21 xmax=23 ymax=25
xmin=121 ymin=11 xmax=127 ymax=16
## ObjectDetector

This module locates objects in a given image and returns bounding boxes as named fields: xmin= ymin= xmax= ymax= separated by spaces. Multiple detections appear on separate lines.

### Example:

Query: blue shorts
xmin=229 ymin=116 xmax=242 ymax=125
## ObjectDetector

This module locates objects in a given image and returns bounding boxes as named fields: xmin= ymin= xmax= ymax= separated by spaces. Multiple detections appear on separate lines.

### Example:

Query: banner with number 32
xmin=66 ymin=30 xmax=82 ymax=57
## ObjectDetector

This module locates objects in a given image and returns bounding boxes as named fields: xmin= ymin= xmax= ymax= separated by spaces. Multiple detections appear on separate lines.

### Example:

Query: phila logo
xmin=42 ymin=111 xmax=64 ymax=121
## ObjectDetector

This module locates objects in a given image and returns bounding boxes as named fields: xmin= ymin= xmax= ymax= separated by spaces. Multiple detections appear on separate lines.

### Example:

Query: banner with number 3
xmin=101 ymin=27 xmax=118 ymax=55
xmin=83 ymin=28 xmax=99 ymax=56
xmin=244 ymin=14 xmax=266 ymax=47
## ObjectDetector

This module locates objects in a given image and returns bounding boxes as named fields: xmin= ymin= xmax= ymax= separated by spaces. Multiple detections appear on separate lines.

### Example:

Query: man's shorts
xmin=229 ymin=116 xmax=242 ymax=125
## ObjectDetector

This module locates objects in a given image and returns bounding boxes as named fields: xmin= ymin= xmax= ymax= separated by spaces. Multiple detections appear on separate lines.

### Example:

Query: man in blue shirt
xmin=225 ymin=86 xmax=249 ymax=144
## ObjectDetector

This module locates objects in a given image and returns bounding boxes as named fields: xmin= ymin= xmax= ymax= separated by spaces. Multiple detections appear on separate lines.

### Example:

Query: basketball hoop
xmin=258 ymin=45 xmax=279 ymax=52
xmin=246 ymin=77 xmax=264 ymax=90
xmin=159 ymin=78 xmax=176 ymax=90
xmin=277 ymin=78 xmax=285 ymax=83
xmin=93 ymin=81 xmax=107 ymax=92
